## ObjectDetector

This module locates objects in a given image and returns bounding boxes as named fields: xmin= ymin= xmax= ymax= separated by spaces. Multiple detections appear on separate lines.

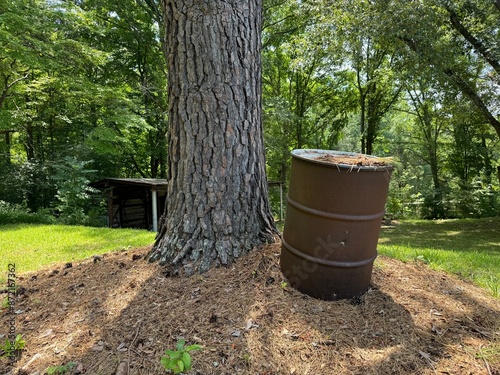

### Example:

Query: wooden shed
xmin=91 ymin=178 xmax=168 ymax=231
xmin=92 ymin=178 xmax=285 ymax=231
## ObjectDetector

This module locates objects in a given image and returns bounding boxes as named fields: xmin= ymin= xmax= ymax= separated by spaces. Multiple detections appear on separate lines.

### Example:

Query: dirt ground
xmin=1 ymin=237 xmax=499 ymax=375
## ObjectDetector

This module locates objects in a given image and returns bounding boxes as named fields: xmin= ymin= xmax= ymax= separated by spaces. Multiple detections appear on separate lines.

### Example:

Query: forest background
xmin=1 ymin=0 xmax=499 ymax=225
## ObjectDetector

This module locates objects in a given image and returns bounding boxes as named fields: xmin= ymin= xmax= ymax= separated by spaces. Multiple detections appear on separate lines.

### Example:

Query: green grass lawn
xmin=378 ymin=217 xmax=500 ymax=297
xmin=0 ymin=224 xmax=155 ymax=283
xmin=1 ymin=219 xmax=499 ymax=298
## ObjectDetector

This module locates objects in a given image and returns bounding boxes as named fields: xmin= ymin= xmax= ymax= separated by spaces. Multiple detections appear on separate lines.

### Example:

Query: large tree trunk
xmin=149 ymin=0 xmax=277 ymax=273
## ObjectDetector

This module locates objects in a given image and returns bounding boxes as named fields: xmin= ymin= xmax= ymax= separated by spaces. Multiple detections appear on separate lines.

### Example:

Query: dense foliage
xmin=0 ymin=0 xmax=499 ymax=223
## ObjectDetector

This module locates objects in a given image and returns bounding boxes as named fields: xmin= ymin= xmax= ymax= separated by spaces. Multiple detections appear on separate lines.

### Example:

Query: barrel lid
xmin=291 ymin=149 xmax=394 ymax=171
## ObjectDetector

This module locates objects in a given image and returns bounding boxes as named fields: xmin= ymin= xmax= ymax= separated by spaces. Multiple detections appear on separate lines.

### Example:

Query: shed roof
xmin=93 ymin=178 xmax=282 ymax=188
xmin=91 ymin=178 xmax=169 ymax=190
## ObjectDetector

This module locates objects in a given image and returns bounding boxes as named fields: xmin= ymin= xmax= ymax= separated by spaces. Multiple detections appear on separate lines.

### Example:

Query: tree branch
xmin=6 ymin=73 xmax=30 ymax=90
xmin=136 ymin=0 xmax=163 ymax=27
xmin=443 ymin=68 xmax=500 ymax=138
xmin=0 ymin=71 xmax=29 ymax=111
xmin=494 ymin=0 xmax=500 ymax=13
xmin=447 ymin=7 xmax=500 ymax=76
xmin=400 ymin=36 xmax=500 ymax=139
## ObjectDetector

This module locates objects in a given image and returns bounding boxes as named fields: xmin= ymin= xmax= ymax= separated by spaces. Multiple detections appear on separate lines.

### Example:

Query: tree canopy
xmin=0 ymin=0 xmax=498 ymax=225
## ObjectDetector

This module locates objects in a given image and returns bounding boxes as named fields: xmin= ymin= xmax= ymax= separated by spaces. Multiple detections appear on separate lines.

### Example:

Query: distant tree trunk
xmin=360 ymin=92 xmax=366 ymax=154
xmin=428 ymin=144 xmax=444 ymax=218
xmin=149 ymin=0 xmax=277 ymax=272
xmin=366 ymin=101 xmax=376 ymax=155
xmin=420 ymin=103 xmax=445 ymax=218
xmin=25 ymin=122 xmax=35 ymax=161
xmin=4 ymin=131 xmax=11 ymax=165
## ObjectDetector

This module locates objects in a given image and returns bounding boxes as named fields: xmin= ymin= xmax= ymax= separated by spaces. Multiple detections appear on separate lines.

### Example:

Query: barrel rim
xmin=291 ymin=149 xmax=394 ymax=172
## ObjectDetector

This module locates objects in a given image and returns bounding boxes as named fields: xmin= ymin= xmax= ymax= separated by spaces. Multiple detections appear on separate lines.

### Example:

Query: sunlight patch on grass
xmin=0 ymin=224 xmax=155 ymax=282
xmin=378 ymin=217 xmax=500 ymax=298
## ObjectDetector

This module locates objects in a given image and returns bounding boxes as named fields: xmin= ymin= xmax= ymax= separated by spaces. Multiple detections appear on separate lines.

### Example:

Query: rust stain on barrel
xmin=280 ymin=149 xmax=393 ymax=300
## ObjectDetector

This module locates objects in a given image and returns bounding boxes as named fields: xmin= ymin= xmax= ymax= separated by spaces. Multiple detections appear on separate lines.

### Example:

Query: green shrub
xmin=448 ymin=179 xmax=500 ymax=218
xmin=52 ymin=157 xmax=98 ymax=226
xmin=0 ymin=201 xmax=54 ymax=225
xmin=47 ymin=361 xmax=77 ymax=374
xmin=0 ymin=162 xmax=56 ymax=212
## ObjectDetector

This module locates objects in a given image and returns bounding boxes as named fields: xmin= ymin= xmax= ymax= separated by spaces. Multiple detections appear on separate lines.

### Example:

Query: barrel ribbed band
xmin=287 ymin=195 xmax=385 ymax=222
xmin=281 ymin=236 xmax=377 ymax=268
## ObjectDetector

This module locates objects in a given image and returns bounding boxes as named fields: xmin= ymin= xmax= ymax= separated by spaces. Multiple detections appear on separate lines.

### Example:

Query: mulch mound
xmin=1 ymin=239 xmax=499 ymax=375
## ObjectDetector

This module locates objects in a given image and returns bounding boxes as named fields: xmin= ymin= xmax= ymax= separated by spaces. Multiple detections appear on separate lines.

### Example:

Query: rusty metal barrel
xmin=280 ymin=149 xmax=393 ymax=300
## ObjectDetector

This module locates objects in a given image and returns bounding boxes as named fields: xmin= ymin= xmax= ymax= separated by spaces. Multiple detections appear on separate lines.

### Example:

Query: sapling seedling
xmin=47 ymin=361 xmax=77 ymax=374
xmin=0 ymin=334 xmax=25 ymax=359
xmin=160 ymin=339 xmax=202 ymax=374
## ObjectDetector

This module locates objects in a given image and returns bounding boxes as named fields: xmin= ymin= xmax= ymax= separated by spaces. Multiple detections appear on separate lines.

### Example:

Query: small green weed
xmin=414 ymin=248 xmax=440 ymax=265
xmin=0 ymin=334 xmax=26 ymax=359
xmin=47 ymin=361 xmax=77 ymax=374
xmin=467 ymin=343 xmax=500 ymax=365
xmin=160 ymin=339 xmax=202 ymax=374
xmin=486 ymin=276 xmax=500 ymax=298
xmin=1 ymin=296 xmax=9 ymax=311
xmin=241 ymin=352 xmax=251 ymax=366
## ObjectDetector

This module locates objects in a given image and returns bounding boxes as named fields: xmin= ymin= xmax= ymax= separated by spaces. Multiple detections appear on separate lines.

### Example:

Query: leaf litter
xmin=0 ymin=236 xmax=499 ymax=375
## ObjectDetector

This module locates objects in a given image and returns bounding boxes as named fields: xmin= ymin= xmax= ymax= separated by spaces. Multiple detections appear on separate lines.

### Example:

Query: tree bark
xmin=149 ymin=0 xmax=277 ymax=272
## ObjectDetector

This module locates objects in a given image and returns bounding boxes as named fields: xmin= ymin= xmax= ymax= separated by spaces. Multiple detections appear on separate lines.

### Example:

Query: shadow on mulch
xmin=1 ymin=241 xmax=499 ymax=375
